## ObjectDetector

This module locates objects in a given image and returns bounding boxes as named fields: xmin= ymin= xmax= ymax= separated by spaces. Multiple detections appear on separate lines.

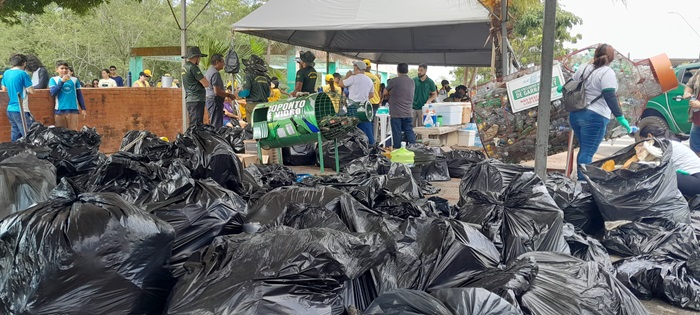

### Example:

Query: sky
xmin=559 ymin=0 xmax=700 ymax=60
xmin=430 ymin=0 xmax=700 ymax=81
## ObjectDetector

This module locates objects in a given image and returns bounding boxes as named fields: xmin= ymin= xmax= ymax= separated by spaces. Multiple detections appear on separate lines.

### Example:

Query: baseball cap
xmin=325 ymin=74 xmax=334 ymax=82
xmin=143 ymin=69 xmax=153 ymax=77
xmin=139 ymin=71 xmax=150 ymax=78
xmin=363 ymin=59 xmax=371 ymax=68
xmin=352 ymin=61 xmax=367 ymax=71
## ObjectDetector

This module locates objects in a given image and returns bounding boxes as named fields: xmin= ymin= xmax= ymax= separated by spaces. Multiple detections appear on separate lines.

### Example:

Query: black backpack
xmin=224 ymin=49 xmax=240 ymax=74
xmin=562 ymin=65 xmax=603 ymax=112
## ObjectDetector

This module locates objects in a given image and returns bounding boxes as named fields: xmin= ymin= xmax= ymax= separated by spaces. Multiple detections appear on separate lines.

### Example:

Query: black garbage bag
xmin=602 ymin=218 xmax=699 ymax=260
xmin=244 ymin=164 xmax=296 ymax=189
xmin=377 ymin=217 xmax=502 ymax=292
xmin=519 ymin=252 xmax=650 ymax=315
xmin=562 ymin=223 xmax=613 ymax=273
xmin=0 ymin=179 xmax=176 ymax=314
xmin=0 ymin=153 xmax=56 ymax=220
xmin=84 ymin=152 xmax=190 ymax=205
xmin=431 ymin=288 xmax=523 ymax=315
xmin=373 ymin=194 xmax=442 ymax=219
xmin=0 ymin=141 xmax=51 ymax=162
xmin=445 ymin=149 xmax=486 ymax=179
xmin=173 ymin=124 xmax=244 ymax=194
xmin=120 ymin=130 xmax=175 ymax=162
xmin=545 ymin=173 xmax=603 ymax=234
xmin=216 ymin=126 xmax=246 ymax=153
xmin=318 ymin=127 xmax=370 ymax=169
xmin=364 ymin=288 xmax=522 ymax=315
xmin=243 ymin=121 xmax=254 ymax=139
xmin=615 ymin=255 xmax=700 ymax=311
xmin=283 ymin=143 xmax=318 ymax=166
xmin=458 ymin=159 xmax=532 ymax=206
xmin=22 ymin=123 xmax=104 ymax=181
xmin=406 ymin=144 xmax=450 ymax=182
xmin=459 ymin=255 xmax=538 ymax=307
xmin=300 ymin=163 xmax=425 ymax=210
xmin=364 ymin=289 xmax=453 ymax=315
xmin=581 ymin=139 xmax=690 ymax=224
xmin=145 ymin=178 xmax=247 ymax=278
xmin=264 ymin=203 xmax=350 ymax=232
xmin=344 ymin=153 xmax=393 ymax=176
xmin=166 ymin=227 xmax=388 ymax=314
xmin=458 ymin=172 xmax=569 ymax=262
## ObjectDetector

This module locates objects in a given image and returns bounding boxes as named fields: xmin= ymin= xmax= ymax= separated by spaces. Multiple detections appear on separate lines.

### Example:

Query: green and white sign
xmin=506 ymin=64 xmax=565 ymax=113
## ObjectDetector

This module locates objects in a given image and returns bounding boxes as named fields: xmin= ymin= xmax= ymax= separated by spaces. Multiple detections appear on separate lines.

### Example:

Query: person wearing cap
xmin=133 ymin=69 xmax=152 ymax=87
xmin=292 ymin=51 xmax=318 ymax=97
xmin=412 ymin=63 xmax=437 ymax=127
xmin=182 ymin=46 xmax=210 ymax=125
xmin=268 ymin=77 xmax=282 ymax=102
xmin=445 ymin=85 xmax=470 ymax=102
xmin=323 ymin=73 xmax=342 ymax=112
xmin=238 ymin=54 xmax=271 ymax=122
xmin=338 ymin=60 xmax=375 ymax=144
xmin=205 ymin=54 xmax=237 ymax=128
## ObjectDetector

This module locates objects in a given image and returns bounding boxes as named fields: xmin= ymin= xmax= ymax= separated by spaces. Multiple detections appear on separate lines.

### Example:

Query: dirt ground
xmin=287 ymin=164 xmax=699 ymax=315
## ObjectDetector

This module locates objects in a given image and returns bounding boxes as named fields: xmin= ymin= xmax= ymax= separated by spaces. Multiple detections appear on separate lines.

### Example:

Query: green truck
xmin=637 ymin=62 xmax=700 ymax=139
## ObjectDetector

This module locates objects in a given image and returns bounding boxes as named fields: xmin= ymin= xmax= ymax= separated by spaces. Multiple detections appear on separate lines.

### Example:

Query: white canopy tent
xmin=232 ymin=0 xmax=493 ymax=67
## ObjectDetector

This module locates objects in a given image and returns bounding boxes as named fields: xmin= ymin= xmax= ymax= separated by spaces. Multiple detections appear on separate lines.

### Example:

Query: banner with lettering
xmin=506 ymin=64 xmax=565 ymax=113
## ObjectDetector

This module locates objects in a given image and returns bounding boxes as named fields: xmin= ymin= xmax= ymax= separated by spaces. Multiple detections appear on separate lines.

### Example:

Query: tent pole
xmin=534 ymin=0 xmax=557 ymax=180
xmin=181 ymin=1 xmax=188 ymax=132
xmin=501 ymin=0 xmax=509 ymax=76
xmin=326 ymin=52 xmax=330 ymax=73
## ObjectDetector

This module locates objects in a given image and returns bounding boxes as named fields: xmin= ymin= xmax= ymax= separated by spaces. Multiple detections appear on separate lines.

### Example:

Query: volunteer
xmin=569 ymin=44 xmax=632 ymax=180
xmin=640 ymin=124 xmax=700 ymax=196
xmin=683 ymin=69 xmax=700 ymax=154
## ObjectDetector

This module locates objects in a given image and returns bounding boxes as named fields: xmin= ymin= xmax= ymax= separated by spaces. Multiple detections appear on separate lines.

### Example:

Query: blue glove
xmin=616 ymin=116 xmax=631 ymax=133
xmin=556 ymin=85 xmax=563 ymax=93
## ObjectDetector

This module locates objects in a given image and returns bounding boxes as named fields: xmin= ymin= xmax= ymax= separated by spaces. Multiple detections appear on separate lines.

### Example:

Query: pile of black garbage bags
xmin=2 ymin=125 xmax=700 ymax=314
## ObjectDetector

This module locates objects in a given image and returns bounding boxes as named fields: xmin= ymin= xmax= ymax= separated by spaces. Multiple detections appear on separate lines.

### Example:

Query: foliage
xmin=0 ymin=0 xmax=126 ymax=24
xmin=510 ymin=3 xmax=582 ymax=66
xmin=0 ymin=0 xmax=288 ymax=85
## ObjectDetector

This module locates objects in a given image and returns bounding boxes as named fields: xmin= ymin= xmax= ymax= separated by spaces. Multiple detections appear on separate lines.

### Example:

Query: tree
xmin=510 ymin=3 xmax=582 ymax=66
xmin=0 ymin=0 xmax=129 ymax=23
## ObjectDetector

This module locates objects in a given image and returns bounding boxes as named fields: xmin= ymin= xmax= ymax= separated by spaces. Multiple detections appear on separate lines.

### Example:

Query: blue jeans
xmin=7 ymin=111 xmax=34 ymax=141
xmin=569 ymin=109 xmax=609 ymax=180
xmin=690 ymin=125 xmax=700 ymax=153
xmin=358 ymin=121 xmax=375 ymax=145
xmin=390 ymin=117 xmax=416 ymax=148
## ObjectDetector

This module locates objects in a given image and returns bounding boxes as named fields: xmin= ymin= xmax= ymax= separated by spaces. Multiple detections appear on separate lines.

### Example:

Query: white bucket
xmin=161 ymin=76 xmax=173 ymax=88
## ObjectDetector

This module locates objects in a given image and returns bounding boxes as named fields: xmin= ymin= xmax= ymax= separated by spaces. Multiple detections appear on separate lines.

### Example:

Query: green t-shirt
xmin=243 ymin=72 xmax=271 ymax=103
xmin=412 ymin=76 xmax=437 ymax=110
xmin=296 ymin=66 xmax=318 ymax=93
xmin=182 ymin=61 xmax=206 ymax=102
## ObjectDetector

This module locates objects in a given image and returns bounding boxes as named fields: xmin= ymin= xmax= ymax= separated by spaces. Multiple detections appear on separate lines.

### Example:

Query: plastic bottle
xmin=391 ymin=142 xmax=415 ymax=166
xmin=423 ymin=104 xmax=435 ymax=127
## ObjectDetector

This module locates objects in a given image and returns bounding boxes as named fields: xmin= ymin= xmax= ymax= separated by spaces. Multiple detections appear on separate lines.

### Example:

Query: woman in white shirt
xmin=640 ymin=124 xmax=700 ymax=196
xmin=97 ymin=69 xmax=118 ymax=88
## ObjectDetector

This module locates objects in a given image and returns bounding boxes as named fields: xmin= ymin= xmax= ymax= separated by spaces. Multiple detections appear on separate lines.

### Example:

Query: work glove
xmin=677 ymin=169 xmax=690 ymax=176
xmin=556 ymin=84 xmax=563 ymax=93
xmin=616 ymin=116 xmax=631 ymax=133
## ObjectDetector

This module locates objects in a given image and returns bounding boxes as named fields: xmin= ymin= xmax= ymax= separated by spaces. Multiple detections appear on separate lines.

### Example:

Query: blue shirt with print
xmin=49 ymin=76 xmax=81 ymax=112
xmin=2 ymin=68 xmax=33 ymax=112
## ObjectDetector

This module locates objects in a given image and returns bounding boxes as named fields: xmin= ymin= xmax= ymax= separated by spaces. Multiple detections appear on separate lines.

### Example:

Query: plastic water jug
xmin=391 ymin=142 xmax=415 ymax=166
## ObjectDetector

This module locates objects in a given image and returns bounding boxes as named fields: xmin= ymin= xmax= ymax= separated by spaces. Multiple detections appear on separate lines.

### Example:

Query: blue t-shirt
xmin=49 ymin=76 xmax=81 ymax=111
xmin=111 ymin=76 xmax=124 ymax=87
xmin=2 ymin=68 xmax=33 ymax=112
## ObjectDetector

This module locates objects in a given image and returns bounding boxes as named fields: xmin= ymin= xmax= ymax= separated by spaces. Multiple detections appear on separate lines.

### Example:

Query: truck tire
xmin=635 ymin=116 xmax=669 ymax=141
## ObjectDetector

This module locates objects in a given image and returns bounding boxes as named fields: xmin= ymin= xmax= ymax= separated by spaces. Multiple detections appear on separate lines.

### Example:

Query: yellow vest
xmin=365 ymin=71 xmax=381 ymax=104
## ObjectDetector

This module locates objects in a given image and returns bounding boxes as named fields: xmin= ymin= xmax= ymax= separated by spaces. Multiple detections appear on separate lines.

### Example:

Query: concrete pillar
xmin=286 ymin=47 xmax=297 ymax=89
xmin=128 ymin=56 xmax=143 ymax=87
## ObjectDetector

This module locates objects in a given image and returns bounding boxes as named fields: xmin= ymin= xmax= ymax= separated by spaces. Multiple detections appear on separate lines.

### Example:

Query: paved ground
xmin=287 ymin=140 xmax=700 ymax=314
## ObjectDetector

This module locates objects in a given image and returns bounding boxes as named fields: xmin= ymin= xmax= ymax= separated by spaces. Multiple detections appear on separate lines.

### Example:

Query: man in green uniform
xmin=412 ymin=63 xmax=437 ymax=127
xmin=181 ymin=46 xmax=209 ymax=126
xmin=292 ymin=51 xmax=318 ymax=96
xmin=239 ymin=55 xmax=271 ymax=123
